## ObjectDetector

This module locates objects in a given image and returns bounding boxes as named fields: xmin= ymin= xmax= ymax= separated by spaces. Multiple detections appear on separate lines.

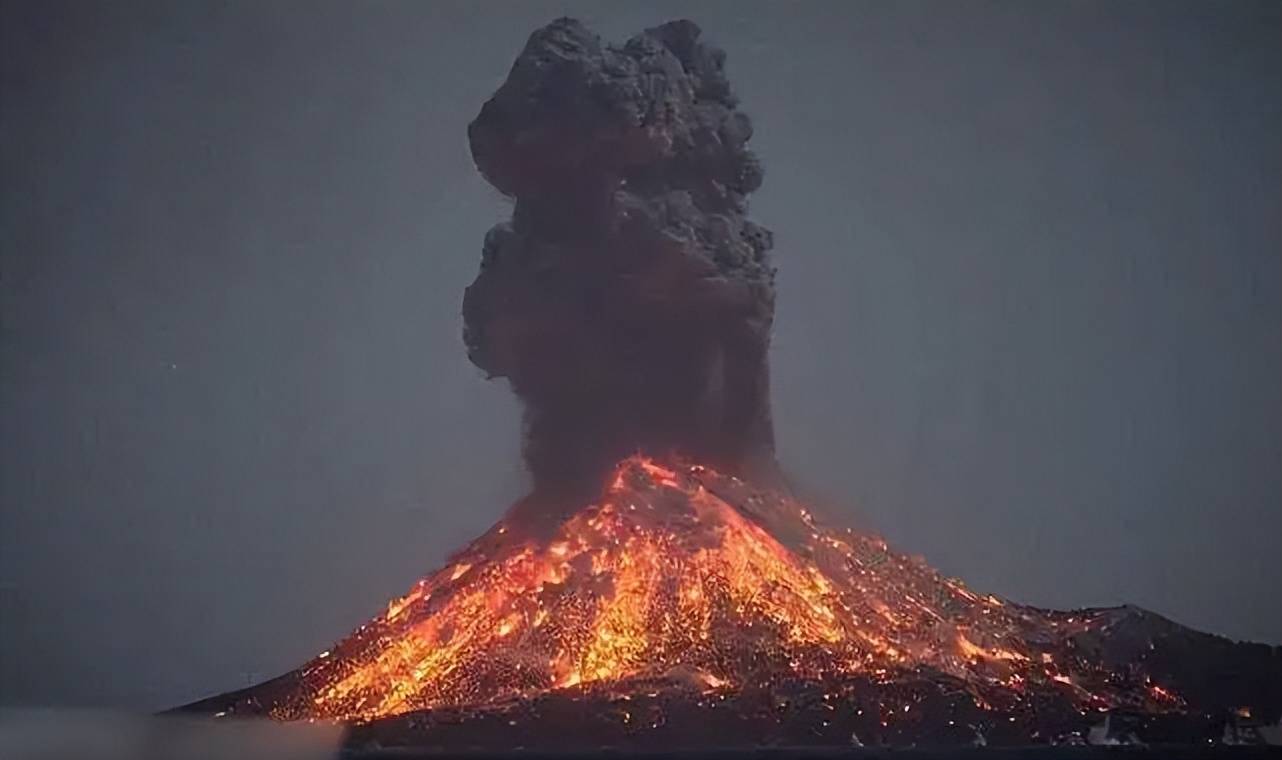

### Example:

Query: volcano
xmin=179 ymin=17 xmax=1279 ymax=750
xmin=183 ymin=457 xmax=1279 ymax=748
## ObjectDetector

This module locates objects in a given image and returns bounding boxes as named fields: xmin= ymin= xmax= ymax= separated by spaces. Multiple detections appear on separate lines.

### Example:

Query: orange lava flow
xmin=263 ymin=457 xmax=1180 ymax=722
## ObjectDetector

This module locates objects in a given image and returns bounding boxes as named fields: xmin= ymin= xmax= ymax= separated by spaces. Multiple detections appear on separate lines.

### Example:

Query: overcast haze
xmin=2 ymin=1 xmax=1279 ymax=710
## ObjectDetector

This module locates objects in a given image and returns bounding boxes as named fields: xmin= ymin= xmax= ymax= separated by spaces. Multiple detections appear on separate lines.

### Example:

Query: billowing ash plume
xmin=463 ymin=18 xmax=777 ymax=502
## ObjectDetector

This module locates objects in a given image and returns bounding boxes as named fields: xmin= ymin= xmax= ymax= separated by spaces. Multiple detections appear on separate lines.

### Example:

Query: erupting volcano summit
xmin=181 ymin=18 xmax=1280 ymax=749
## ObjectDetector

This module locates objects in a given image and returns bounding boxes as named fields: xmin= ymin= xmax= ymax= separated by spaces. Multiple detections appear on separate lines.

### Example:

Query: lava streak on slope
xmin=246 ymin=456 xmax=1182 ymax=724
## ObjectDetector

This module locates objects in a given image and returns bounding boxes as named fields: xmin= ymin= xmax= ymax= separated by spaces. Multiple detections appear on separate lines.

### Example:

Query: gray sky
xmin=2 ymin=1 xmax=1278 ymax=711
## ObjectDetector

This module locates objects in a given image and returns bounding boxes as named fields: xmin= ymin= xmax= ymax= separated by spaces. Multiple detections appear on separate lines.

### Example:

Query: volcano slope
xmin=181 ymin=457 xmax=1280 ymax=748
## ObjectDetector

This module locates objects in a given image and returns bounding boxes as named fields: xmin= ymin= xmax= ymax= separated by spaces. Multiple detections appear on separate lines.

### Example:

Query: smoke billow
xmin=463 ymin=18 xmax=778 ymax=504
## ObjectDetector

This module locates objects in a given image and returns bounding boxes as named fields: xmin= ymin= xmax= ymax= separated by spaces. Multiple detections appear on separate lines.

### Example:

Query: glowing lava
xmin=250 ymin=457 xmax=1182 ymax=723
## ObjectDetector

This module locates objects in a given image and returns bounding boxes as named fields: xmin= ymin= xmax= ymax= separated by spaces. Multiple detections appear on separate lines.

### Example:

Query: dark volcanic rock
xmin=341 ymin=656 xmax=1278 ymax=752
xmin=1069 ymin=606 xmax=1282 ymax=722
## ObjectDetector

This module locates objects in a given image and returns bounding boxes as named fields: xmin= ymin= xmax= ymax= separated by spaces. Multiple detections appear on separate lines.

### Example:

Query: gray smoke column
xmin=463 ymin=18 xmax=778 ymax=505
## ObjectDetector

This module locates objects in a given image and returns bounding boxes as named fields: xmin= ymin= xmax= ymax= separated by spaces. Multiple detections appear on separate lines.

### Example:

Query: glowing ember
xmin=243 ymin=456 xmax=1186 ymax=723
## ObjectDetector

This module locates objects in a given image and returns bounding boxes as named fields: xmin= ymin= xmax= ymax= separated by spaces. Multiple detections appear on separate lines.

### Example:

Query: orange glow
xmin=259 ymin=456 xmax=1181 ymax=722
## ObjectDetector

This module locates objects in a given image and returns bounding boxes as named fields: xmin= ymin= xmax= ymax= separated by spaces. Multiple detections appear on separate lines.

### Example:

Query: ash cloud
xmin=463 ymin=18 xmax=778 ymax=502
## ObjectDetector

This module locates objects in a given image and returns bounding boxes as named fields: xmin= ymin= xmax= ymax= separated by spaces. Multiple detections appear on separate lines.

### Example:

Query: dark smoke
xmin=463 ymin=18 xmax=778 ymax=506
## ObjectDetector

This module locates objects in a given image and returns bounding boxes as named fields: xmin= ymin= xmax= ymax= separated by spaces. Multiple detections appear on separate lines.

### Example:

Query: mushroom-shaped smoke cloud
xmin=463 ymin=18 xmax=778 ymax=506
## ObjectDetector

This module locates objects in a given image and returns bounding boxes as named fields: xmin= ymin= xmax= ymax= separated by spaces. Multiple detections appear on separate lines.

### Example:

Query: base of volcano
xmin=342 ymin=675 xmax=1263 ymax=751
